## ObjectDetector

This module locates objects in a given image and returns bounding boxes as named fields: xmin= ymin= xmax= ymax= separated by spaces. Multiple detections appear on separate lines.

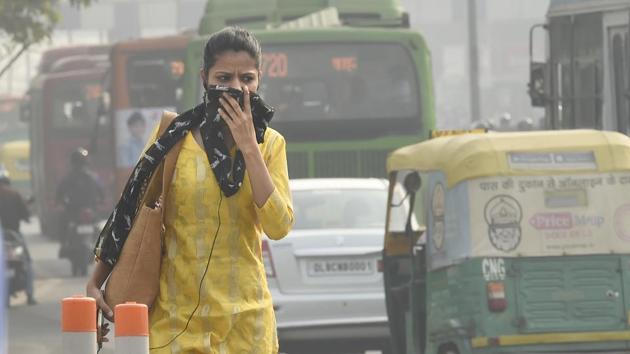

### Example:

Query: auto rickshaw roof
xmin=0 ymin=140 xmax=29 ymax=153
xmin=387 ymin=129 xmax=630 ymax=187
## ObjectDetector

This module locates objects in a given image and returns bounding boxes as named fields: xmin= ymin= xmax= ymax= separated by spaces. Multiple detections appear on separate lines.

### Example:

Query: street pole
xmin=468 ymin=0 xmax=482 ymax=122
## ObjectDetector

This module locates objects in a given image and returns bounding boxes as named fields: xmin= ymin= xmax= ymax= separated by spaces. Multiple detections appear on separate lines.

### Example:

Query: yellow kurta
xmin=147 ymin=126 xmax=294 ymax=354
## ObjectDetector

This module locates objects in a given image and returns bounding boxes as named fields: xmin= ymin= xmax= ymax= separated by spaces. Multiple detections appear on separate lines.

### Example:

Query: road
xmin=6 ymin=219 xmax=111 ymax=354
xmin=6 ymin=219 xmax=386 ymax=354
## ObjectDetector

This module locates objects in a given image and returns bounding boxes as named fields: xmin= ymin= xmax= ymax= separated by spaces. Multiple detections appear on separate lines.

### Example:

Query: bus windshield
xmin=258 ymin=42 xmax=419 ymax=124
xmin=0 ymin=99 xmax=28 ymax=144
xmin=126 ymin=52 xmax=185 ymax=109
xmin=51 ymin=80 xmax=101 ymax=131
xmin=194 ymin=42 xmax=421 ymax=141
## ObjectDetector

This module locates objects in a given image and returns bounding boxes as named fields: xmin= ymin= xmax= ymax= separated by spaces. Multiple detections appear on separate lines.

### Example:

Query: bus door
xmin=37 ymin=71 xmax=113 ymax=234
xmin=604 ymin=10 xmax=630 ymax=134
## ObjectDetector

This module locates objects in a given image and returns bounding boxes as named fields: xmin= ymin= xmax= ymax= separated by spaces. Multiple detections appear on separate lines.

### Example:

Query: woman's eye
xmin=217 ymin=75 xmax=230 ymax=82
xmin=242 ymin=76 xmax=253 ymax=83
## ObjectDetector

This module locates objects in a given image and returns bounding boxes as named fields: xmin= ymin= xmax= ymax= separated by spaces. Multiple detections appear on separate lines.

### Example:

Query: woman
xmin=87 ymin=27 xmax=294 ymax=353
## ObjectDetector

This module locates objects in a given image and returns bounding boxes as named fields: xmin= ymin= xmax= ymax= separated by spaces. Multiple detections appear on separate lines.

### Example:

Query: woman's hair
xmin=202 ymin=26 xmax=262 ymax=79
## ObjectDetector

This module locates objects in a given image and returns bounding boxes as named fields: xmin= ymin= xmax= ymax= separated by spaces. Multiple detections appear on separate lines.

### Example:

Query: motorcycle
xmin=2 ymin=229 xmax=31 ymax=306
xmin=59 ymin=208 xmax=97 ymax=277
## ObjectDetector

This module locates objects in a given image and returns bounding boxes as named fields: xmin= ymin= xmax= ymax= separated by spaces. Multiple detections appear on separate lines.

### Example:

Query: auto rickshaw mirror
xmin=403 ymin=171 xmax=421 ymax=194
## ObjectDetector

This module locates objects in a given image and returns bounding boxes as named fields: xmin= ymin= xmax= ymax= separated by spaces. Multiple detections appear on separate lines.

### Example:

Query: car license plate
xmin=307 ymin=259 xmax=374 ymax=277
xmin=77 ymin=225 xmax=93 ymax=234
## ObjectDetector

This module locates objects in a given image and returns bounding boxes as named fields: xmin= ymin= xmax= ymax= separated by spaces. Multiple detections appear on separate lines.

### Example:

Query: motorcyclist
xmin=498 ymin=112 xmax=513 ymax=131
xmin=56 ymin=148 xmax=104 ymax=263
xmin=0 ymin=166 xmax=36 ymax=305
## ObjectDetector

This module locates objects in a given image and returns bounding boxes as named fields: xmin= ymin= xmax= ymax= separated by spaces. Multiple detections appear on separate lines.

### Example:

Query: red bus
xmin=104 ymin=34 xmax=191 ymax=192
xmin=22 ymin=46 xmax=112 ymax=237
xmin=25 ymin=36 xmax=190 ymax=236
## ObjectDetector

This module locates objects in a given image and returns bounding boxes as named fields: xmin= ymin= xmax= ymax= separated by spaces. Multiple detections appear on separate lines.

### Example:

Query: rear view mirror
xmin=403 ymin=171 xmax=421 ymax=194
xmin=528 ymin=24 xmax=548 ymax=108
xmin=528 ymin=62 xmax=547 ymax=107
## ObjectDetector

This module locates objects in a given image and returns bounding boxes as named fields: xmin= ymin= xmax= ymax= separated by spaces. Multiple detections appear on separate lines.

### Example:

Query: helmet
xmin=70 ymin=147 xmax=89 ymax=167
xmin=0 ymin=164 xmax=10 ymax=185
xmin=517 ymin=117 xmax=535 ymax=131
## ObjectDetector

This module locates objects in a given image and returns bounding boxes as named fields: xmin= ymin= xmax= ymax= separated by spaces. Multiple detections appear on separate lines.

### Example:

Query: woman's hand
xmin=86 ymin=282 xmax=113 ymax=345
xmin=86 ymin=282 xmax=114 ymax=320
xmin=218 ymin=86 xmax=258 ymax=154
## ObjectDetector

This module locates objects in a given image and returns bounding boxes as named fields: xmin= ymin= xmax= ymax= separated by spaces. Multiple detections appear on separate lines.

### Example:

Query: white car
xmin=264 ymin=178 xmax=404 ymax=353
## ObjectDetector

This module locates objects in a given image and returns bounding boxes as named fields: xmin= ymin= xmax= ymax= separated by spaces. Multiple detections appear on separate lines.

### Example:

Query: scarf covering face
xmin=94 ymin=88 xmax=274 ymax=266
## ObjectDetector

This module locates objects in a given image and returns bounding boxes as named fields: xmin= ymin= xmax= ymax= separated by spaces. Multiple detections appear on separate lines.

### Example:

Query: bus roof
xmin=112 ymin=34 xmax=192 ymax=54
xmin=191 ymin=26 xmax=428 ymax=49
xmin=39 ymin=45 xmax=110 ymax=74
xmin=198 ymin=0 xmax=406 ymax=34
xmin=387 ymin=130 xmax=630 ymax=187
xmin=548 ymin=0 xmax=630 ymax=17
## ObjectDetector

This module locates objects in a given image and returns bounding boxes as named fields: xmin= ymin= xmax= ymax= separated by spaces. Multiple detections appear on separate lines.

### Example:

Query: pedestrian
xmin=0 ymin=167 xmax=36 ymax=305
xmin=0 ymin=166 xmax=30 ymax=234
xmin=87 ymin=26 xmax=294 ymax=353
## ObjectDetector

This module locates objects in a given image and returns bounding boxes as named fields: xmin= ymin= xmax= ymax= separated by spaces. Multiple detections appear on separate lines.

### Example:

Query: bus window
xmin=575 ymin=61 xmax=600 ymax=129
xmin=51 ymin=82 xmax=100 ymax=130
xmin=126 ymin=54 xmax=185 ymax=109
xmin=0 ymin=98 xmax=27 ymax=144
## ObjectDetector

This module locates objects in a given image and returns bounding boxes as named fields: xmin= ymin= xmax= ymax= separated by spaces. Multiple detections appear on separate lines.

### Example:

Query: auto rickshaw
xmin=383 ymin=129 xmax=630 ymax=354
xmin=0 ymin=140 xmax=31 ymax=198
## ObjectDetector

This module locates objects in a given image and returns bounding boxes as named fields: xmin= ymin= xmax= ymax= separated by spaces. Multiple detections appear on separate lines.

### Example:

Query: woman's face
xmin=200 ymin=50 xmax=260 ymax=93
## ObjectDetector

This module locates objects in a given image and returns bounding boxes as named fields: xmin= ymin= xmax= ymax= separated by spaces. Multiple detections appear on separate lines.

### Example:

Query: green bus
xmin=198 ymin=0 xmax=410 ymax=33
xmin=181 ymin=1 xmax=435 ymax=178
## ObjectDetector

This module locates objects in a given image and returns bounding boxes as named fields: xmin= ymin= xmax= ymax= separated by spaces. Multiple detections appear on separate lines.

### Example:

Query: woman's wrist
xmin=239 ymin=140 xmax=260 ymax=156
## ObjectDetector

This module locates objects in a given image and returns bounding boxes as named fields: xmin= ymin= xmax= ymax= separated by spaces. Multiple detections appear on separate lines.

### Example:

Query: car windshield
xmin=292 ymin=188 xmax=406 ymax=230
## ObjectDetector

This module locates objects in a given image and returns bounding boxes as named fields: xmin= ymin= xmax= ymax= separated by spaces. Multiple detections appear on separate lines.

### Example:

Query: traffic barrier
xmin=115 ymin=302 xmax=149 ymax=354
xmin=61 ymin=295 xmax=97 ymax=354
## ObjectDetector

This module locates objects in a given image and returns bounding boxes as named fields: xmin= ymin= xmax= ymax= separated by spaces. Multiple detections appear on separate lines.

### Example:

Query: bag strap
xmin=141 ymin=111 xmax=184 ymax=206
xmin=157 ymin=111 xmax=182 ymax=199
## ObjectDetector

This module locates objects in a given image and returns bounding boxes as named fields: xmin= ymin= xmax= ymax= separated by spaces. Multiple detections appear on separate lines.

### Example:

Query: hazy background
xmin=0 ymin=0 xmax=550 ymax=129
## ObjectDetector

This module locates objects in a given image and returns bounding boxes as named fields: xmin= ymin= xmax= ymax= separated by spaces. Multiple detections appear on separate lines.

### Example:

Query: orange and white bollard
xmin=61 ymin=295 xmax=97 ymax=354
xmin=115 ymin=302 xmax=149 ymax=354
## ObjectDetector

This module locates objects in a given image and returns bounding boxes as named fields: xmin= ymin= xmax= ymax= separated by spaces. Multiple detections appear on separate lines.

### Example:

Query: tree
xmin=0 ymin=0 xmax=94 ymax=78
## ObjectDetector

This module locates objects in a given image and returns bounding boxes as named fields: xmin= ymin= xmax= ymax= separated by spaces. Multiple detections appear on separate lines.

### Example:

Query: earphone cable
xmin=150 ymin=193 xmax=223 ymax=350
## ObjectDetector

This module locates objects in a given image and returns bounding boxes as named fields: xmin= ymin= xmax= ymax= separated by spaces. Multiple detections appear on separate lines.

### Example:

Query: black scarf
xmin=95 ymin=90 xmax=274 ymax=266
